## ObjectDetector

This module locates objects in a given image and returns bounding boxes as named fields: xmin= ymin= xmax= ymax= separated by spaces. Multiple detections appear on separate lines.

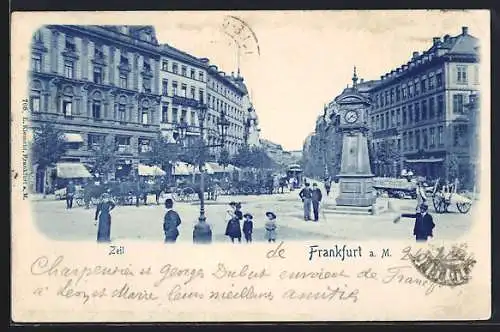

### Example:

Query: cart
xmin=372 ymin=178 xmax=418 ymax=199
xmin=430 ymin=178 xmax=473 ymax=214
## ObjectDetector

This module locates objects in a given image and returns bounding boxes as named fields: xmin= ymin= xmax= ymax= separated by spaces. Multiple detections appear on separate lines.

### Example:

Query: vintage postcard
xmin=11 ymin=10 xmax=491 ymax=322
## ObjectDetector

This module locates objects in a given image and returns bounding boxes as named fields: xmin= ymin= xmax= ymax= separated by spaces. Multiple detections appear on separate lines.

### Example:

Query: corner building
xmin=158 ymin=44 xmax=208 ymax=146
xmin=29 ymin=25 xmax=162 ymax=182
xmin=369 ymin=26 xmax=479 ymax=181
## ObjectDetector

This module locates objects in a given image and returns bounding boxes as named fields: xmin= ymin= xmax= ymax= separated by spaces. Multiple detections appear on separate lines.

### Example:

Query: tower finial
xmin=352 ymin=65 xmax=358 ymax=89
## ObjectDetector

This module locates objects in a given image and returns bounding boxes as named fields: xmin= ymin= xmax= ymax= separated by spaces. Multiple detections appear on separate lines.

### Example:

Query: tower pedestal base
xmin=335 ymin=175 xmax=376 ymax=207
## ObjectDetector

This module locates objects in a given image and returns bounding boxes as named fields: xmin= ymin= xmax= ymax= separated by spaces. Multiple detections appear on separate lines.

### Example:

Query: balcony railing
xmin=172 ymin=95 xmax=200 ymax=108
xmin=116 ymin=145 xmax=133 ymax=154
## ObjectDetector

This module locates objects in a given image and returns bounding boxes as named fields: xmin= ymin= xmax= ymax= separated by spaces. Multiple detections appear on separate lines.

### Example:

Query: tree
xmin=31 ymin=123 xmax=67 ymax=193
xmin=31 ymin=123 xmax=66 ymax=169
xmin=93 ymin=140 xmax=117 ymax=181
xmin=218 ymin=148 xmax=230 ymax=168
xmin=232 ymin=146 xmax=275 ymax=170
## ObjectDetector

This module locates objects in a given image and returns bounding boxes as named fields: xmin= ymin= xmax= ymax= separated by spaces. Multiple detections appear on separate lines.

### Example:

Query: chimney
xmin=462 ymin=26 xmax=468 ymax=35
xmin=360 ymin=78 xmax=364 ymax=84
xmin=443 ymin=34 xmax=450 ymax=42
xmin=433 ymin=37 xmax=440 ymax=45
xmin=412 ymin=51 xmax=419 ymax=59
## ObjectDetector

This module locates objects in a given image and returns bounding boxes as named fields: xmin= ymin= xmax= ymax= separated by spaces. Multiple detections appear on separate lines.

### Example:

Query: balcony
xmin=172 ymin=95 xmax=200 ymax=108
xmin=116 ymin=145 xmax=134 ymax=155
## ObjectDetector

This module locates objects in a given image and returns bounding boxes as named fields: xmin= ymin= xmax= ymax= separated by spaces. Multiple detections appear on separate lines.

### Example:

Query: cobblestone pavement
xmin=30 ymin=183 xmax=475 ymax=243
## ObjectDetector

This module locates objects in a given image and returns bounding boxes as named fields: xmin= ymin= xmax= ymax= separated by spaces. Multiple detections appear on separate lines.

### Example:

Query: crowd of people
xmin=69 ymin=170 xmax=441 ymax=244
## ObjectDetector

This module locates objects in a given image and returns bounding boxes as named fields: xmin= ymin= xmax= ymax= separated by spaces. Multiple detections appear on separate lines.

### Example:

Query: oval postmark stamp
xmin=401 ymin=244 xmax=477 ymax=287
xmin=221 ymin=15 xmax=261 ymax=56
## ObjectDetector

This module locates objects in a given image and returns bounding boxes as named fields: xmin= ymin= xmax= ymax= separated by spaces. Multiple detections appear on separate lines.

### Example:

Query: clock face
xmin=344 ymin=110 xmax=359 ymax=124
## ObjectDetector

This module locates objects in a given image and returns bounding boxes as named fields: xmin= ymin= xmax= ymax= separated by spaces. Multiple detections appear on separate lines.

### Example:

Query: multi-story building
xmin=29 ymin=25 xmax=162 ymax=189
xmin=28 ymin=24 xmax=260 ymax=192
xmin=158 ymin=44 xmax=207 ymax=146
xmin=206 ymin=67 xmax=247 ymax=156
xmin=369 ymin=26 xmax=479 ymax=181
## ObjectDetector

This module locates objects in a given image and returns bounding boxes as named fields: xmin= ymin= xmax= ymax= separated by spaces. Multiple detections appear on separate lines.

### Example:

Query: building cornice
xmin=48 ymin=25 xmax=161 ymax=58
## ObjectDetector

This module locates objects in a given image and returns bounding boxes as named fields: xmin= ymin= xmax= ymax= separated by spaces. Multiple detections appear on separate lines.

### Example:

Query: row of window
xmin=374 ymin=123 xmax=468 ymax=154
xmin=401 ymin=126 xmax=445 ymax=151
xmin=207 ymin=94 xmax=244 ymax=120
xmin=373 ymin=72 xmax=444 ymax=109
xmin=159 ymin=104 xmax=244 ymax=134
xmin=33 ymin=53 xmax=153 ymax=94
xmin=371 ymin=94 xmax=468 ymax=131
xmin=161 ymin=79 xmax=204 ymax=101
xmin=86 ymin=134 xmax=153 ymax=153
xmin=161 ymin=60 xmax=205 ymax=82
xmin=208 ymin=78 xmax=242 ymax=104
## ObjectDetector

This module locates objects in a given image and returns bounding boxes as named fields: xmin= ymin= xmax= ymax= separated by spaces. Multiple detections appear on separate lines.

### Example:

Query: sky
xmin=151 ymin=10 xmax=488 ymax=151
xmin=17 ymin=10 xmax=489 ymax=151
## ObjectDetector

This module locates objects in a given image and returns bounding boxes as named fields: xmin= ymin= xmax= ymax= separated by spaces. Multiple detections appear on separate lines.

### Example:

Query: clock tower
xmin=334 ymin=67 xmax=375 ymax=208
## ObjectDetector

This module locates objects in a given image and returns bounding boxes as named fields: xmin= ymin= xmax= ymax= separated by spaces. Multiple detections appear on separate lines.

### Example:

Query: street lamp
xmin=175 ymin=103 xmax=229 ymax=244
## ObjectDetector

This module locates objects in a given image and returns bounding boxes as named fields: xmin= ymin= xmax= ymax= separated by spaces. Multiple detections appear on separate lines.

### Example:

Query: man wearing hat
xmin=393 ymin=203 xmax=435 ymax=242
xmin=243 ymin=213 xmax=254 ymax=243
xmin=299 ymin=182 xmax=313 ymax=221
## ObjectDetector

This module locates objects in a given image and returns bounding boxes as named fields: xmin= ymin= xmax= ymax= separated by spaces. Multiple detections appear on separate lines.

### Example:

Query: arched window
xmin=92 ymin=91 xmax=102 ymax=119
xmin=118 ymin=95 xmax=127 ymax=122
xmin=62 ymin=86 xmax=73 ymax=117
xmin=31 ymin=80 xmax=42 ymax=112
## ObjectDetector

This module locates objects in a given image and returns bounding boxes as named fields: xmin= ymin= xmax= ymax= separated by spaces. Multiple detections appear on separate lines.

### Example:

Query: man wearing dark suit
xmin=311 ymin=183 xmax=323 ymax=222
xmin=163 ymin=199 xmax=182 ymax=243
xmin=394 ymin=203 xmax=435 ymax=241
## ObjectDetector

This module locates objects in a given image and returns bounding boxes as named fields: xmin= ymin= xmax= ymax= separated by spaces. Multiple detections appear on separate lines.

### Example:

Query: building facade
xmin=29 ymin=25 xmax=162 ymax=189
xmin=158 ymin=45 xmax=208 ymax=145
xmin=29 ymin=24 xmax=258 ymax=192
xmin=369 ymin=26 xmax=479 ymax=182
xmin=207 ymin=67 xmax=247 ymax=156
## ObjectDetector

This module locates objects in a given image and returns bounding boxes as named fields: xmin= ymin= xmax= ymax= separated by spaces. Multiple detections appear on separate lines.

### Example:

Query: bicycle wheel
xmin=456 ymin=202 xmax=471 ymax=214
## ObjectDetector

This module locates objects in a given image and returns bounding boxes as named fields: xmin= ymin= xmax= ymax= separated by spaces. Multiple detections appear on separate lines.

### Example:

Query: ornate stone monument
xmin=334 ymin=67 xmax=375 ymax=209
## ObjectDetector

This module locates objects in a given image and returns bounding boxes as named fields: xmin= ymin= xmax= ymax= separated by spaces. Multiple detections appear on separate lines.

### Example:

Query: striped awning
xmin=56 ymin=162 xmax=92 ymax=178
xmin=138 ymin=164 xmax=166 ymax=176
xmin=63 ymin=133 xmax=84 ymax=143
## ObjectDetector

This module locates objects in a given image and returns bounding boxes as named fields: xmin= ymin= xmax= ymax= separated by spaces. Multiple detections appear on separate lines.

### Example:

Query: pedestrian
xmin=393 ymin=203 xmax=435 ymax=242
xmin=288 ymin=177 xmax=294 ymax=191
xmin=416 ymin=180 xmax=427 ymax=210
xmin=243 ymin=213 xmax=254 ymax=243
xmin=66 ymin=180 xmax=76 ymax=209
xmin=311 ymin=183 xmax=323 ymax=222
xmin=95 ymin=193 xmax=116 ymax=242
xmin=299 ymin=182 xmax=313 ymax=221
xmin=225 ymin=209 xmax=242 ymax=243
xmin=265 ymin=211 xmax=277 ymax=243
xmin=154 ymin=178 xmax=163 ymax=205
xmin=324 ymin=177 xmax=331 ymax=196
xmin=163 ymin=198 xmax=182 ymax=243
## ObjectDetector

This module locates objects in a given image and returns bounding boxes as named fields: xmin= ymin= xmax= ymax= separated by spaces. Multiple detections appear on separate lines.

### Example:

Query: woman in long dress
xmin=95 ymin=193 xmax=116 ymax=242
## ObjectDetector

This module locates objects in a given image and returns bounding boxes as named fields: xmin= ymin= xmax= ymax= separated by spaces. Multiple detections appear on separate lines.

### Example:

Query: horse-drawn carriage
xmin=429 ymin=178 xmax=473 ymax=214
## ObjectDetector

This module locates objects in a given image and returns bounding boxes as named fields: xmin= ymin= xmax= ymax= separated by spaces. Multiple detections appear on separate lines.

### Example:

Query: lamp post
xmin=175 ymin=103 xmax=229 ymax=244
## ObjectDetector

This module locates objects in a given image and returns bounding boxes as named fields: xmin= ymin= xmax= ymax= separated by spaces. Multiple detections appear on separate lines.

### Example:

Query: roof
xmin=160 ymin=43 xmax=207 ymax=68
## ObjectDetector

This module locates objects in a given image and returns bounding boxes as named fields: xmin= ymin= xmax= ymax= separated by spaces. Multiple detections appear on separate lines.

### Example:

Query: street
xmin=31 ymin=183 xmax=475 ymax=243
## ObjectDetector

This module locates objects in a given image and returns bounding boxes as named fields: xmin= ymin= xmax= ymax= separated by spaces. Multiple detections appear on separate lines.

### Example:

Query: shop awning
xmin=138 ymin=164 xmax=166 ymax=176
xmin=56 ymin=162 xmax=92 ymax=178
xmin=405 ymin=158 xmax=444 ymax=163
xmin=205 ymin=162 xmax=240 ymax=173
xmin=173 ymin=162 xmax=191 ymax=176
xmin=63 ymin=133 xmax=84 ymax=143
